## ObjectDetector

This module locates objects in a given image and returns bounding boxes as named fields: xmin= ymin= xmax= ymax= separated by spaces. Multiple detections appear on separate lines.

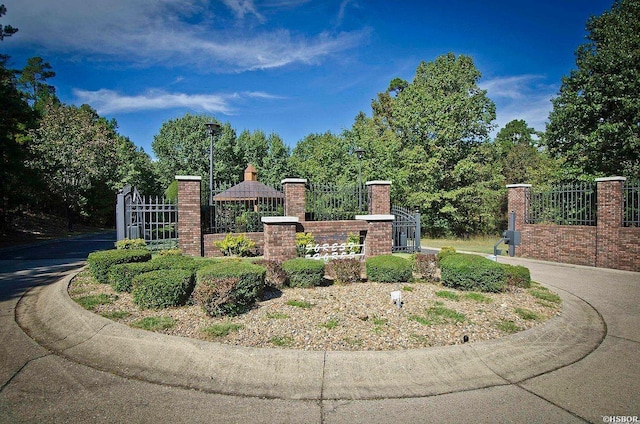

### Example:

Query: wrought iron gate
xmin=116 ymin=186 xmax=178 ymax=250
xmin=392 ymin=205 xmax=421 ymax=253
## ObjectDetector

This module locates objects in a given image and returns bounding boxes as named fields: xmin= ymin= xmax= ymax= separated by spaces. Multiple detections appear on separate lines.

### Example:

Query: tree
xmin=289 ymin=132 xmax=351 ymax=183
xmin=0 ymin=4 xmax=18 ymax=40
xmin=260 ymin=133 xmax=291 ymax=187
xmin=546 ymin=0 xmax=640 ymax=179
xmin=18 ymin=56 xmax=57 ymax=110
xmin=495 ymin=119 xmax=547 ymax=185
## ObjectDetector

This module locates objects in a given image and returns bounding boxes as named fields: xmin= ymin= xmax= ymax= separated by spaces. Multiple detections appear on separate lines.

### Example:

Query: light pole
xmin=353 ymin=147 xmax=365 ymax=211
xmin=206 ymin=122 xmax=221 ymax=231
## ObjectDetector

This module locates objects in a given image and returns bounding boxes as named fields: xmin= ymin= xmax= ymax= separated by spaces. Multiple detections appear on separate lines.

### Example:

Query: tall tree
xmin=546 ymin=0 xmax=640 ymax=179
xmin=0 ymin=4 xmax=18 ymax=40
xmin=18 ymin=56 xmax=57 ymax=110
xmin=260 ymin=133 xmax=291 ymax=187
xmin=495 ymin=119 xmax=547 ymax=185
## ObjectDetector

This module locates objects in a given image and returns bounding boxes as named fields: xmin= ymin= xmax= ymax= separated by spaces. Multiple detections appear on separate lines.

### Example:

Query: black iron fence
xmin=205 ymin=181 xmax=284 ymax=234
xmin=526 ymin=182 xmax=597 ymax=226
xmin=624 ymin=179 xmax=640 ymax=227
xmin=305 ymin=183 xmax=368 ymax=221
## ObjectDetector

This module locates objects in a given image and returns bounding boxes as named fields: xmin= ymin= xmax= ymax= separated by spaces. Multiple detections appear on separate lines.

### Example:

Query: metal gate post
xmin=415 ymin=210 xmax=421 ymax=252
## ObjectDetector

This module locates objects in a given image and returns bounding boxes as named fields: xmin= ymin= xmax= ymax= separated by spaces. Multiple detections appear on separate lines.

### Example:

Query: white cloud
xmin=480 ymin=74 xmax=558 ymax=133
xmin=72 ymin=88 xmax=283 ymax=115
xmin=5 ymin=0 xmax=367 ymax=72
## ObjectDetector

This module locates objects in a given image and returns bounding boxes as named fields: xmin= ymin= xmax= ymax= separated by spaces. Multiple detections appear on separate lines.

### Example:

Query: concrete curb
xmin=16 ymin=270 xmax=605 ymax=401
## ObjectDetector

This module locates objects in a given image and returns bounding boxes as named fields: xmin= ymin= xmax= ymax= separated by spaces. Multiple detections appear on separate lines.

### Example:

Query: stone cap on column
xmin=355 ymin=214 xmax=395 ymax=221
xmin=595 ymin=177 xmax=626 ymax=182
xmin=505 ymin=184 xmax=531 ymax=188
xmin=261 ymin=216 xmax=300 ymax=224
xmin=366 ymin=180 xmax=392 ymax=186
xmin=281 ymin=178 xmax=307 ymax=184
xmin=175 ymin=176 xmax=202 ymax=181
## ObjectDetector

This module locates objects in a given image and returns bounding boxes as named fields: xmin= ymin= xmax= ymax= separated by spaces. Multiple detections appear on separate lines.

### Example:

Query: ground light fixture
xmin=391 ymin=290 xmax=402 ymax=309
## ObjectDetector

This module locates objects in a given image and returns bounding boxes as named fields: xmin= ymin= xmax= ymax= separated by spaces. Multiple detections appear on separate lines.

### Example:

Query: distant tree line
xmin=1 ymin=0 xmax=638 ymax=237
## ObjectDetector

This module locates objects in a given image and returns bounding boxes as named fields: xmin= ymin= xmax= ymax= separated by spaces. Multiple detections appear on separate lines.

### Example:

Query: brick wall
xmin=262 ymin=218 xmax=298 ymax=262
xmin=283 ymin=179 xmax=307 ymax=221
xmin=508 ymin=178 xmax=640 ymax=272
xmin=300 ymin=220 xmax=368 ymax=246
xmin=176 ymin=176 xmax=202 ymax=257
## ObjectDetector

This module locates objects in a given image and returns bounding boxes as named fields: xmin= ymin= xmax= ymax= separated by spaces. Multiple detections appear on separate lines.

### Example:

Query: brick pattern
xmin=203 ymin=233 xmax=264 ymax=258
xmin=508 ymin=179 xmax=640 ymax=272
xmin=367 ymin=183 xmax=391 ymax=215
xmin=301 ymin=220 xmax=368 ymax=246
xmin=263 ymin=222 xmax=297 ymax=261
xmin=363 ymin=221 xmax=393 ymax=258
xmin=284 ymin=181 xmax=306 ymax=221
xmin=176 ymin=178 xmax=202 ymax=257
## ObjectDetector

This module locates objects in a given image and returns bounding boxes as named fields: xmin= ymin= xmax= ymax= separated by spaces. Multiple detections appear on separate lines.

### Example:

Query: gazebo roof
xmin=212 ymin=165 xmax=284 ymax=201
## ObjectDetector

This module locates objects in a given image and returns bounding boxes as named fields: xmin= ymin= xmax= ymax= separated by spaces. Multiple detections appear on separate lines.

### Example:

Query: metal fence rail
xmin=526 ymin=182 xmax=597 ymax=226
xmin=206 ymin=181 xmax=284 ymax=234
xmin=624 ymin=179 xmax=640 ymax=227
xmin=306 ymin=183 xmax=367 ymax=221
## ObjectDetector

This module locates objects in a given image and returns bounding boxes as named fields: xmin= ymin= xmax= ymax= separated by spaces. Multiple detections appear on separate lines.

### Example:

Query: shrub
xmin=503 ymin=264 xmax=532 ymax=288
xmin=151 ymin=254 xmax=199 ymax=273
xmin=365 ymin=255 xmax=412 ymax=283
xmin=253 ymin=259 xmax=287 ymax=289
xmin=296 ymin=232 xmax=315 ymax=257
xmin=108 ymin=261 xmax=163 ymax=292
xmin=345 ymin=232 xmax=362 ymax=254
xmin=439 ymin=253 xmax=506 ymax=293
xmin=214 ymin=233 xmax=256 ymax=257
xmin=115 ymin=238 xmax=148 ymax=250
xmin=412 ymin=253 xmax=439 ymax=280
xmin=282 ymin=258 xmax=325 ymax=288
xmin=326 ymin=259 xmax=362 ymax=284
xmin=157 ymin=248 xmax=182 ymax=257
xmin=193 ymin=261 xmax=266 ymax=317
xmin=131 ymin=269 xmax=194 ymax=309
xmin=87 ymin=249 xmax=151 ymax=284
xmin=436 ymin=246 xmax=456 ymax=262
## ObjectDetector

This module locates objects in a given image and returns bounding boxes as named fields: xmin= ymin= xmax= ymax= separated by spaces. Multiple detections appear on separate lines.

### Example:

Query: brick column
xmin=366 ymin=181 xmax=391 ymax=215
xmin=596 ymin=177 xmax=625 ymax=269
xmin=261 ymin=217 xmax=299 ymax=261
xmin=176 ymin=176 xmax=202 ymax=257
xmin=282 ymin=178 xmax=307 ymax=222
xmin=506 ymin=184 xmax=531 ymax=230
xmin=356 ymin=214 xmax=394 ymax=258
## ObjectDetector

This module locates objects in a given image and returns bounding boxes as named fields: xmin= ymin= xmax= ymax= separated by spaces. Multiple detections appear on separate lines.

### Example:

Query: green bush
xmin=131 ymin=269 xmax=195 ymax=309
xmin=193 ymin=261 xmax=266 ymax=317
xmin=87 ymin=249 xmax=151 ymax=284
xmin=326 ymin=259 xmax=362 ymax=284
xmin=412 ymin=253 xmax=439 ymax=280
xmin=365 ymin=255 xmax=412 ymax=283
xmin=439 ymin=253 xmax=506 ymax=293
xmin=282 ymin=258 xmax=325 ymax=288
xmin=436 ymin=246 xmax=457 ymax=262
xmin=115 ymin=238 xmax=148 ymax=250
xmin=345 ymin=232 xmax=362 ymax=254
xmin=214 ymin=233 xmax=256 ymax=257
xmin=296 ymin=232 xmax=315 ymax=257
xmin=151 ymin=254 xmax=199 ymax=273
xmin=253 ymin=259 xmax=287 ymax=289
xmin=503 ymin=264 xmax=532 ymax=288
xmin=108 ymin=261 xmax=163 ymax=292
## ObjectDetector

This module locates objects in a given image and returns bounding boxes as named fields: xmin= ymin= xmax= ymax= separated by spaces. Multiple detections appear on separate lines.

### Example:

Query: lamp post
xmin=206 ymin=122 xmax=221 ymax=231
xmin=353 ymin=147 xmax=365 ymax=211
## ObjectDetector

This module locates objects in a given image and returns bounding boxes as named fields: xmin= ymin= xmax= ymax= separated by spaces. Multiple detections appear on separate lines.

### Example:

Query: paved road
xmin=0 ymin=238 xmax=638 ymax=423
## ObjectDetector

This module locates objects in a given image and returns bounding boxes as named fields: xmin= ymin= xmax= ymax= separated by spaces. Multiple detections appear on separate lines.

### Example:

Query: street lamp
xmin=206 ymin=122 xmax=221 ymax=231
xmin=353 ymin=147 xmax=365 ymax=211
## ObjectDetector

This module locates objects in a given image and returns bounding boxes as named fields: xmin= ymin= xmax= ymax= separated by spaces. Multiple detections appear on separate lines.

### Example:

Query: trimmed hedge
xmin=87 ymin=249 xmax=151 ymax=284
xmin=131 ymin=269 xmax=195 ymax=309
xmin=503 ymin=264 xmax=532 ymax=288
xmin=365 ymin=255 xmax=412 ymax=283
xmin=436 ymin=246 xmax=457 ymax=262
xmin=115 ymin=238 xmax=148 ymax=250
xmin=326 ymin=259 xmax=362 ymax=284
xmin=281 ymin=258 xmax=325 ymax=288
xmin=412 ymin=253 xmax=439 ymax=281
xmin=253 ymin=259 xmax=287 ymax=289
xmin=439 ymin=253 xmax=506 ymax=293
xmin=108 ymin=261 xmax=163 ymax=292
xmin=193 ymin=261 xmax=266 ymax=316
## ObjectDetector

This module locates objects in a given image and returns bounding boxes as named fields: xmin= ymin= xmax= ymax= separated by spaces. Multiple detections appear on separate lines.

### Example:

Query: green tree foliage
xmin=18 ymin=57 xmax=57 ymax=111
xmin=495 ymin=119 xmax=551 ymax=185
xmin=289 ymin=131 xmax=351 ymax=184
xmin=0 ymin=4 xmax=18 ymax=40
xmin=546 ymin=0 xmax=640 ymax=178
xmin=260 ymin=133 xmax=292 ymax=187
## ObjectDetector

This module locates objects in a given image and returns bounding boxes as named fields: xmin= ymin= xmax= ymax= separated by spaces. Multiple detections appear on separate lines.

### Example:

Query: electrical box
xmin=503 ymin=230 xmax=521 ymax=246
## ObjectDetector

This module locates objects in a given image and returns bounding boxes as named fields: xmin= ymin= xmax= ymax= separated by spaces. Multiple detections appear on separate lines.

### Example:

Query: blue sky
xmin=3 ymin=0 xmax=613 ymax=157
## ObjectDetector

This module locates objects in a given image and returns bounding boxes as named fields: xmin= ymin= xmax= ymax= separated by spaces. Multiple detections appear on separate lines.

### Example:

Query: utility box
xmin=503 ymin=230 xmax=521 ymax=246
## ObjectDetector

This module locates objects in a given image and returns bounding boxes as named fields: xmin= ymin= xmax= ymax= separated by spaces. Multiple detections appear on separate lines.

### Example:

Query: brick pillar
xmin=282 ymin=178 xmax=307 ymax=222
xmin=596 ymin=177 xmax=625 ymax=269
xmin=506 ymin=184 xmax=531 ymax=230
xmin=366 ymin=181 xmax=391 ymax=215
xmin=176 ymin=176 xmax=202 ymax=257
xmin=356 ymin=214 xmax=394 ymax=258
xmin=261 ymin=217 xmax=299 ymax=261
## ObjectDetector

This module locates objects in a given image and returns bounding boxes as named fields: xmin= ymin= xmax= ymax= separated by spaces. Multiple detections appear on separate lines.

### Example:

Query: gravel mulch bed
xmin=69 ymin=269 xmax=561 ymax=351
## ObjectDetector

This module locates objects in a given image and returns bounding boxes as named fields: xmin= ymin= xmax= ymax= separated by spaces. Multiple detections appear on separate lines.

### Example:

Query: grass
xmin=100 ymin=311 xmax=130 ymax=320
xmin=319 ymin=318 xmax=339 ymax=330
xmin=436 ymin=290 xmax=460 ymax=301
xmin=409 ymin=304 xmax=466 ymax=325
xmin=402 ymin=285 xmax=414 ymax=292
xmin=131 ymin=316 xmax=175 ymax=331
xmin=515 ymin=308 xmax=541 ymax=321
xmin=270 ymin=335 xmax=294 ymax=347
xmin=286 ymin=299 xmax=314 ymax=309
xmin=371 ymin=315 xmax=387 ymax=333
xmin=463 ymin=292 xmax=493 ymax=303
xmin=496 ymin=320 xmax=522 ymax=333
xmin=265 ymin=312 xmax=290 ymax=319
xmin=529 ymin=289 xmax=561 ymax=304
xmin=74 ymin=293 xmax=118 ymax=310
xmin=421 ymin=235 xmax=503 ymax=255
xmin=201 ymin=322 xmax=243 ymax=338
